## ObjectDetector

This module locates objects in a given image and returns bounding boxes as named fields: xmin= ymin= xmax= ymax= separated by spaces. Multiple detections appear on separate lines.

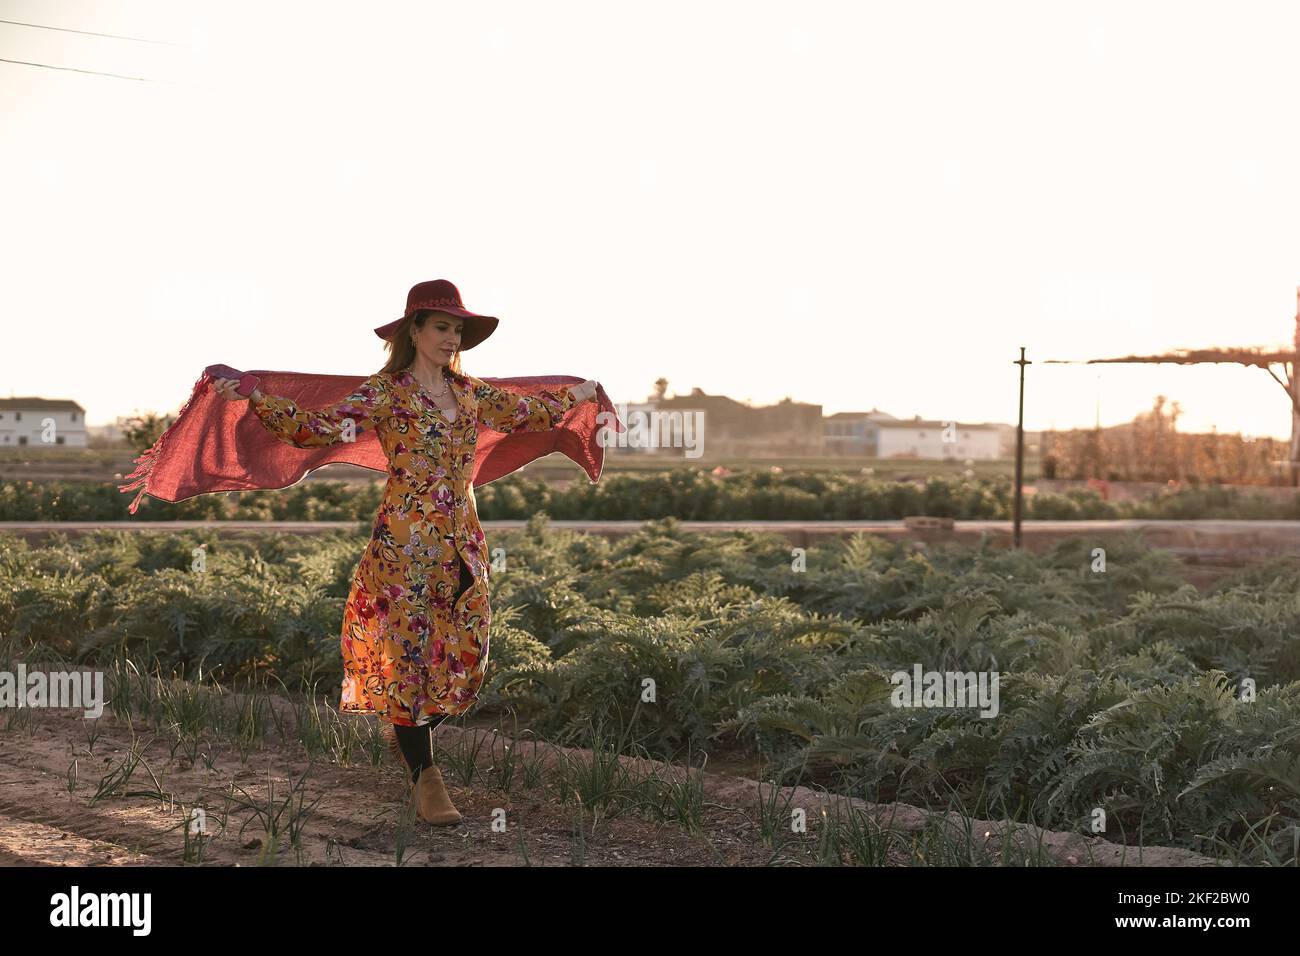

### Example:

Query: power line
xmin=0 ymin=56 xmax=153 ymax=82
xmin=0 ymin=17 xmax=179 ymax=46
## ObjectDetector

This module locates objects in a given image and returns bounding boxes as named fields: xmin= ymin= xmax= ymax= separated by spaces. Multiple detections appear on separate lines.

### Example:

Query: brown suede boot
xmin=415 ymin=765 xmax=463 ymax=826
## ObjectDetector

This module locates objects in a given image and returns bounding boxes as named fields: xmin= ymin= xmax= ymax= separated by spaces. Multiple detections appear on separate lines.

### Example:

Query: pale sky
xmin=5 ymin=0 xmax=1300 ymax=439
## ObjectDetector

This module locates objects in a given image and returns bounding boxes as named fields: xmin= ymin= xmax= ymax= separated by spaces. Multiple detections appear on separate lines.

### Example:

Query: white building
xmin=824 ymin=412 xmax=1003 ymax=459
xmin=824 ymin=409 xmax=898 ymax=455
xmin=0 ymin=398 xmax=89 ymax=447
xmin=873 ymin=418 xmax=1002 ymax=459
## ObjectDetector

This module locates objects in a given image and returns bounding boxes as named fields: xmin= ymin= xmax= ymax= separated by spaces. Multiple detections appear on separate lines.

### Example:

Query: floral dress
xmin=250 ymin=365 xmax=579 ymax=726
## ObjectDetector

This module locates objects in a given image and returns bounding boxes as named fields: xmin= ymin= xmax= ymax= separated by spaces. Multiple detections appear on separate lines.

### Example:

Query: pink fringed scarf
xmin=118 ymin=367 xmax=621 ymax=515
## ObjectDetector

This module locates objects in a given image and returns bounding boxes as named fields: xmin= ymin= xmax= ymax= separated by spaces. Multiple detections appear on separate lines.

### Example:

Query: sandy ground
xmin=0 ymin=704 xmax=1220 ymax=867
xmin=0 ymin=706 xmax=808 ymax=867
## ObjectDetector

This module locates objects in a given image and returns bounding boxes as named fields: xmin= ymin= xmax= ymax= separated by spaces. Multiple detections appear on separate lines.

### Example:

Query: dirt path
xmin=0 ymin=708 xmax=797 ymax=867
xmin=0 ymin=705 xmax=1221 ymax=867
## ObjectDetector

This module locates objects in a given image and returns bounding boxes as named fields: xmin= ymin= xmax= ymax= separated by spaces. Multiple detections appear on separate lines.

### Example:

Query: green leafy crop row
xmin=9 ymin=472 xmax=1300 ymax=520
xmin=2 ymin=520 xmax=1297 ymax=862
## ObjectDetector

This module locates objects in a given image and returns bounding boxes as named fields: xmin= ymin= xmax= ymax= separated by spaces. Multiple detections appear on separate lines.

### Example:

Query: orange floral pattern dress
xmin=250 ymin=365 xmax=579 ymax=726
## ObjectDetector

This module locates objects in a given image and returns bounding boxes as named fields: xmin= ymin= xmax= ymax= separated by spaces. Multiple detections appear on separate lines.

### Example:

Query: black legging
xmin=393 ymin=555 xmax=473 ymax=781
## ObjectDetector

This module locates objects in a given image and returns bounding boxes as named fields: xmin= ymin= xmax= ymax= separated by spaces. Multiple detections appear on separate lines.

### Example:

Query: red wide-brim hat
xmin=373 ymin=279 xmax=499 ymax=350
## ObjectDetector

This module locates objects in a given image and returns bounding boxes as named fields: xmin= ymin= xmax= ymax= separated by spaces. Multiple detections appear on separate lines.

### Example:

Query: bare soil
xmin=0 ymin=703 xmax=1219 ymax=867
xmin=0 ymin=706 xmax=807 ymax=867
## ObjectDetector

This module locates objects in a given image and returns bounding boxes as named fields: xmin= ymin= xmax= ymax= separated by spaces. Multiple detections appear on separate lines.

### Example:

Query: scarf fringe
xmin=116 ymin=369 xmax=218 ymax=515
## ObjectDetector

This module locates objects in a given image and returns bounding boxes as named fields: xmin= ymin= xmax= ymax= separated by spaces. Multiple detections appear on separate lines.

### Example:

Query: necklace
xmin=409 ymin=364 xmax=457 ymax=422
xmin=410 ymin=365 xmax=448 ymax=397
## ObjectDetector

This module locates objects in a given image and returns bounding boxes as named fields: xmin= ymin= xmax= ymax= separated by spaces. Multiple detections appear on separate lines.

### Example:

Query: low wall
xmin=6 ymin=519 xmax=1300 ymax=562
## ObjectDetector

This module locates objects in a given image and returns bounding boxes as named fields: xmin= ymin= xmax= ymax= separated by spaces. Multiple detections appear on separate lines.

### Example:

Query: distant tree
xmin=653 ymin=377 xmax=668 ymax=401
xmin=117 ymin=411 xmax=174 ymax=453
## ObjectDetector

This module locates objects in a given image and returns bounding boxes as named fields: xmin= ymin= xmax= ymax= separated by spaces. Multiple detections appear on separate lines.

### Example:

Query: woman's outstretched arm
xmin=213 ymin=372 xmax=392 ymax=448
xmin=468 ymin=374 xmax=590 ymax=434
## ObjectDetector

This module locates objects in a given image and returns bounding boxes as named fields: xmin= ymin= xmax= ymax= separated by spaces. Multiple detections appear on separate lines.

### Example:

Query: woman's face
xmin=414 ymin=311 xmax=463 ymax=365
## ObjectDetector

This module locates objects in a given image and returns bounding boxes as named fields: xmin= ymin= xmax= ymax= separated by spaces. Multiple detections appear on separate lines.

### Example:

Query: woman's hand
xmin=569 ymin=380 xmax=598 ymax=404
xmin=210 ymin=377 xmax=262 ymax=403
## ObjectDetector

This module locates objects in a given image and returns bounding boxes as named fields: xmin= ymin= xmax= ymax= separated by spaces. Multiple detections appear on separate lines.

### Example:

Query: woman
xmin=210 ymin=279 xmax=597 ymax=825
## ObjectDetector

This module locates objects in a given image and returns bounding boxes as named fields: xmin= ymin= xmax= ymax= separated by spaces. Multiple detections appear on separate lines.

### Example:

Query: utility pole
xmin=1291 ymin=288 xmax=1300 ymax=487
xmin=1013 ymin=347 xmax=1031 ymax=548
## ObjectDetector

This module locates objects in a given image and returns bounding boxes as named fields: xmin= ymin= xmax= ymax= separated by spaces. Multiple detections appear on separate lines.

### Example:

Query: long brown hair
xmin=379 ymin=310 xmax=465 ymax=377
